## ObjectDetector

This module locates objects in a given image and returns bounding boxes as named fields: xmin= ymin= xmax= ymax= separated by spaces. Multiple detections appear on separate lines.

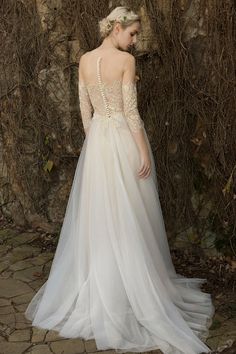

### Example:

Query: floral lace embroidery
xmin=78 ymin=83 xmax=93 ymax=131
xmin=78 ymin=56 xmax=145 ymax=133
xmin=86 ymin=81 xmax=124 ymax=117
xmin=122 ymin=82 xmax=145 ymax=133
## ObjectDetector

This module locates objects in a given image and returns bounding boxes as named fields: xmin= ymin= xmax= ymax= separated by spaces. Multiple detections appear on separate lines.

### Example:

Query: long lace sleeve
xmin=78 ymin=82 xmax=93 ymax=133
xmin=122 ymin=81 xmax=145 ymax=133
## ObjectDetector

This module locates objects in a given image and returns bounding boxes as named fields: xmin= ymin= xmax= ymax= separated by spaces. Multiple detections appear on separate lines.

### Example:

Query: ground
xmin=0 ymin=219 xmax=235 ymax=354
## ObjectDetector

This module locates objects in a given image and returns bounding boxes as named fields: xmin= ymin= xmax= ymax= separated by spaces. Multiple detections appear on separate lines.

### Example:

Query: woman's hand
xmin=138 ymin=150 xmax=151 ymax=179
xmin=129 ymin=125 xmax=151 ymax=179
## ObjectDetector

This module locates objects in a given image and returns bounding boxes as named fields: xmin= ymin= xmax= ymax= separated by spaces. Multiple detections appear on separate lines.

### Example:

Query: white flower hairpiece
xmin=116 ymin=11 xmax=139 ymax=22
xmin=99 ymin=17 xmax=113 ymax=33
xmin=99 ymin=10 xmax=139 ymax=37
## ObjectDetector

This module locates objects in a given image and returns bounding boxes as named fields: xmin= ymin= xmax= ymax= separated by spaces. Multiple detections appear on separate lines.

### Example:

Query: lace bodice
xmin=78 ymin=56 xmax=145 ymax=133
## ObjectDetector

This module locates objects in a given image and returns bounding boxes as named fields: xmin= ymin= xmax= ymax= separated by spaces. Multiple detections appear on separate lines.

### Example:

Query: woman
xmin=25 ymin=6 xmax=215 ymax=354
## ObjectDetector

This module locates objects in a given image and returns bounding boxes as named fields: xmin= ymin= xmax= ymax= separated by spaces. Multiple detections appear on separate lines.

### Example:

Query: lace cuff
xmin=78 ymin=83 xmax=93 ymax=132
xmin=122 ymin=82 xmax=145 ymax=133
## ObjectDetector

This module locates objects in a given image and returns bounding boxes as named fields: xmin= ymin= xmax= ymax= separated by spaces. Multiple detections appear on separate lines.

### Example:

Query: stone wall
xmin=0 ymin=0 xmax=235 ymax=256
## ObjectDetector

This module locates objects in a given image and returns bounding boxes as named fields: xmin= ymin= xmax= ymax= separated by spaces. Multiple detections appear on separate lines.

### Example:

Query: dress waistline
xmin=92 ymin=111 xmax=125 ymax=119
xmin=92 ymin=111 xmax=128 ymax=129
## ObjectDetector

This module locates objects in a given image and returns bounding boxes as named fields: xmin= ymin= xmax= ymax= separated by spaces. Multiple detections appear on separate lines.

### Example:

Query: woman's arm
xmin=122 ymin=54 xmax=151 ymax=179
xmin=78 ymin=55 xmax=93 ymax=136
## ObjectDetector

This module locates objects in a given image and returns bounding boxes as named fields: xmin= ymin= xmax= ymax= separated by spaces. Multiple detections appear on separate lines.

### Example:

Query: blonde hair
xmin=99 ymin=6 xmax=140 ymax=39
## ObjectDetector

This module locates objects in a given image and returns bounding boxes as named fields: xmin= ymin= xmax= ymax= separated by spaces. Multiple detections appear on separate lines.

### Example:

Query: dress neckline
xmin=82 ymin=56 xmax=136 ymax=88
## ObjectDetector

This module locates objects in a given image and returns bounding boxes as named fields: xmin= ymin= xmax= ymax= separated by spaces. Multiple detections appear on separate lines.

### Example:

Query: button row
xmin=97 ymin=57 xmax=111 ymax=119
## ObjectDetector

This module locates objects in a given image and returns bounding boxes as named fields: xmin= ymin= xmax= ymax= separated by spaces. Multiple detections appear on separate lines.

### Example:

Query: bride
xmin=25 ymin=6 xmax=215 ymax=354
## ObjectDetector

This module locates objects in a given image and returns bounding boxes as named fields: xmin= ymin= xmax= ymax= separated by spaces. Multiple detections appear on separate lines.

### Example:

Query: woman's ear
xmin=114 ymin=21 xmax=122 ymax=34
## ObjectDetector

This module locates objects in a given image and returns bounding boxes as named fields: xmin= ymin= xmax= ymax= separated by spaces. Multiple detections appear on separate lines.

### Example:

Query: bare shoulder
xmin=119 ymin=52 xmax=137 ymax=83
xmin=122 ymin=52 xmax=136 ymax=70
xmin=122 ymin=53 xmax=136 ymax=74
xmin=123 ymin=52 xmax=135 ymax=63
xmin=122 ymin=52 xmax=135 ymax=61
xmin=78 ymin=53 xmax=89 ymax=81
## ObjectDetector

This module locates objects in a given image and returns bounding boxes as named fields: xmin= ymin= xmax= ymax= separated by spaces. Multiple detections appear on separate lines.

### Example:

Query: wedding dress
xmin=25 ymin=55 xmax=215 ymax=354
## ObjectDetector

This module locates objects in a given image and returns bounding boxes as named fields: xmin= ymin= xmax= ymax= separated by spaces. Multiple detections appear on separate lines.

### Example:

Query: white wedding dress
xmin=25 ymin=56 xmax=215 ymax=354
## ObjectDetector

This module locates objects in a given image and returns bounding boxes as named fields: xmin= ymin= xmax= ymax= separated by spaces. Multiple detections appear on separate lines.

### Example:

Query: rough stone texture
xmin=8 ymin=328 xmax=31 ymax=342
xmin=0 ymin=279 xmax=32 ymax=298
xmin=29 ymin=278 xmax=46 ymax=291
xmin=11 ymin=292 xmax=36 ymax=305
xmin=0 ymin=305 xmax=15 ymax=315
xmin=5 ymin=246 xmax=41 ymax=264
xmin=30 ymin=253 xmax=54 ymax=266
xmin=26 ymin=344 xmax=53 ymax=354
xmin=0 ymin=342 xmax=31 ymax=354
xmin=15 ymin=312 xmax=32 ymax=329
xmin=0 ymin=334 xmax=7 ymax=342
xmin=0 ymin=228 xmax=19 ymax=241
xmin=45 ymin=330 xmax=65 ymax=342
xmin=84 ymin=339 xmax=98 ymax=352
xmin=10 ymin=259 xmax=37 ymax=271
xmin=0 ymin=298 xmax=11 ymax=306
xmin=206 ymin=315 xmax=236 ymax=351
xmin=6 ymin=232 xmax=41 ymax=246
xmin=0 ymin=244 xmax=11 ymax=256
xmin=12 ymin=245 xmax=42 ymax=258
xmin=0 ymin=313 xmax=15 ymax=326
xmin=15 ymin=302 xmax=29 ymax=312
xmin=89 ymin=352 xmax=116 ymax=354
xmin=32 ymin=327 xmax=47 ymax=343
xmin=50 ymin=338 xmax=85 ymax=354
xmin=0 ymin=261 xmax=10 ymax=273
xmin=13 ymin=265 xmax=44 ymax=283
xmin=0 ymin=270 xmax=12 ymax=279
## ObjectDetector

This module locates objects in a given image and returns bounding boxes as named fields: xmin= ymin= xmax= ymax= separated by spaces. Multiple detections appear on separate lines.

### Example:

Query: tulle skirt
xmin=25 ymin=111 xmax=215 ymax=354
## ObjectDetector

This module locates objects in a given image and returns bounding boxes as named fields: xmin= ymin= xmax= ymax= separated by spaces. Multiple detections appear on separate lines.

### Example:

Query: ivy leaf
xmin=44 ymin=135 xmax=50 ymax=145
xmin=43 ymin=160 xmax=53 ymax=172
xmin=222 ymin=166 xmax=235 ymax=196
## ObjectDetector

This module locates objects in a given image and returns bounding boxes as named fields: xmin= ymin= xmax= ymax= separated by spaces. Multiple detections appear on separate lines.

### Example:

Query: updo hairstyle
xmin=98 ymin=6 xmax=140 ymax=39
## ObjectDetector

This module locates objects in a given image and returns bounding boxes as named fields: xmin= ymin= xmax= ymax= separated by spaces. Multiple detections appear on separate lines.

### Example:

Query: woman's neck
xmin=99 ymin=36 xmax=118 ymax=50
